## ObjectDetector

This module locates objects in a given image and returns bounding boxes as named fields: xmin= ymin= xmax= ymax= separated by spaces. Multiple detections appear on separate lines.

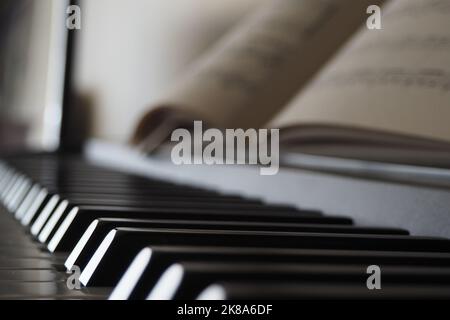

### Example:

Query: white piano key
xmin=0 ymin=169 xmax=13 ymax=194
xmin=108 ymin=247 xmax=152 ymax=300
xmin=30 ymin=195 xmax=60 ymax=235
xmin=0 ymin=168 xmax=11 ymax=189
xmin=196 ymin=284 xmax=226 ymax=300
xmin=47 ymin=207 xmax=79 ymax=253
xmin=15 ymin=185 xmax=41 ymax=219
xmin=38 ymin=200 xmax=69 ymax=243
xmin=146 ymin=264 xmax=184 ymax=300
xmin=4 ymin=175 xmax=24 ymax=207
xmin=21 ymin=189 xmax=49 ymax=226
xmin=9 ymin=179 xmax=32 ymax=212
xmin=79 ymin=229 xmax=117 ymax=285
xmin=64 ymin=219 xmax=99 ymax=270
xmin=1 ymin=172 xmax=18 ymax=200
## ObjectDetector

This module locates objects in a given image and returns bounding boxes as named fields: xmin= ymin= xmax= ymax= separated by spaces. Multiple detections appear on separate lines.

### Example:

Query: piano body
xmin=1 ymin=0 xmax=450 ymax=301
xmin=1 ymin=142 xmax=450 ymax=300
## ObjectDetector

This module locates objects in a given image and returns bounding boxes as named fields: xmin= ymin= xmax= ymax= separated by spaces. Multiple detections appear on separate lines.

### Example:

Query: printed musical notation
xmin=315 ymin=68 xmax=450 ymax=92
xmin=384 ymin=0 xmax=450 ymax=19
xmin=197 ymin=0 xmax=338 ymax=96
xmin=351 ymin=36 xmax=450 ymax=54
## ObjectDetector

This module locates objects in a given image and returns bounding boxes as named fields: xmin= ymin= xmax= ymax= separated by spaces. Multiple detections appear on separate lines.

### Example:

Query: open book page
xmin=271 ymin=0 xmax=450 ymax=147
xmin=133 ymin=0 xmax=383 ymax=149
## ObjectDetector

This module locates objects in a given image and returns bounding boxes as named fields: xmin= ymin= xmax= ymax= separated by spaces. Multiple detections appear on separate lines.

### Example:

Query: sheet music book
xmin=132 ymin=0 xmax=450 ymax=167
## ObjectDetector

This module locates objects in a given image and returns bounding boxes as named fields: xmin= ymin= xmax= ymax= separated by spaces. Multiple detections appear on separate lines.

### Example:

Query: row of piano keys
xmin=0 ymin=154 xmax=450 ymax=299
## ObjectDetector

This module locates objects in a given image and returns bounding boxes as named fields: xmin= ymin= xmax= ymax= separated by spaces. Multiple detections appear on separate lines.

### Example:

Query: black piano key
xmin=14 ymin=185 xmax=41 ymax=219
xmin=33 ymin=175 xmax=179 ymax=186
xmin=47 ymin=207 xmax=352 ymax=253
xmin=34 ymin=198 xmax=319 ymax=243
xmin=79 ymin=227 xmax=450 ymax=286
xmin=38 ymin=185 xmax=230 ymax=198
xmin=19 ymin=190 xmax=265 ymax=232
xmin=4 ymin=154 xmax=450 ymax=301
xmin=149 ymin=262 xmax=450 ymax=299
xmin=10 ymin=163 xmax=260 ymax=195
xmin=54 ymin=197 xmax=301 ymax=214
xmin=7 ymin=179 xmax=31 ymax=212
xmin=22 ymin=187 xmax=290 ymax=233
xmin=196 ymin=282 xmax=450 ymax=300
xmin=20 ymin=192 xmax=57 ymax=226
xmin=0 ymin=174 xmax=19 ymax=202
xmin=29 ymin=196 xmax=66 ymax=237
xmin=65 ymin=217 xmax=407 ymax=273
xmin=5 ymin=176 xmax=27 ymax=207
xmin=58 ymin=193 xmax=257 ymax=204
xmin=109 ymin=245 xmax=450 ymax=300
xmin=40 ymin=185 xmax=253 ymax=205
xmin=8 ymin=165 xmax=254 ymax=206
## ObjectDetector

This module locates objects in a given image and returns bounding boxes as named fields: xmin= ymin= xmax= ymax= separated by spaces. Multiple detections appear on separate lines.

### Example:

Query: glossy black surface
xmin=1 ymin=154 xmax=450 ymax=300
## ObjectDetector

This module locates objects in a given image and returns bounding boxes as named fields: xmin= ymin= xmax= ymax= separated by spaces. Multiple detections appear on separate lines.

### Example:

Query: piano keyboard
xmin=1 ymin=154 xmax=450 ymax=300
